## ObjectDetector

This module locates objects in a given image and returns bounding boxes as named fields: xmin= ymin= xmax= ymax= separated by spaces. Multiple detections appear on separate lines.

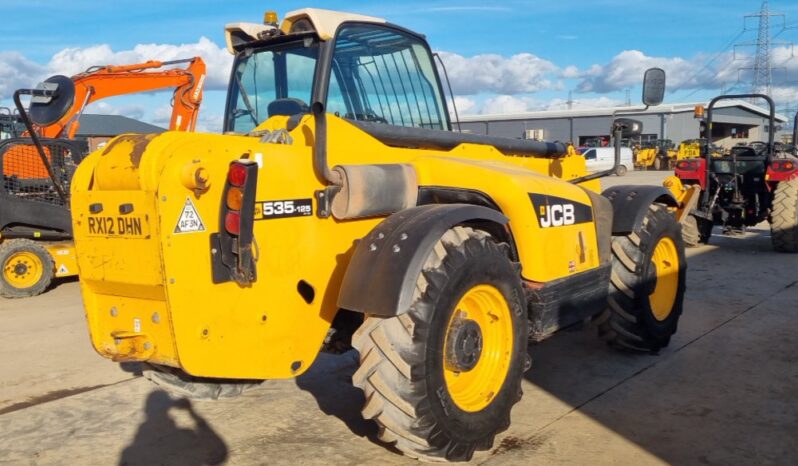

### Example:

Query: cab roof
xmin=224 ymin=8 xmax=386 ymax=54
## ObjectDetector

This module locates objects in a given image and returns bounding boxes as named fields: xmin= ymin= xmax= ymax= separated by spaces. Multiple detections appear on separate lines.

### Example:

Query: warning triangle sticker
xmin=174 ymin=197 xmax=206 ymax=234
xmin=57 ymin=264 xmax=69 ymax=274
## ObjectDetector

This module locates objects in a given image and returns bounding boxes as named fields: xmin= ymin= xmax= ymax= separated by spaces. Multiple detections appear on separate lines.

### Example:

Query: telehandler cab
xmin=72 ymin=9 xmax=687 ymax=462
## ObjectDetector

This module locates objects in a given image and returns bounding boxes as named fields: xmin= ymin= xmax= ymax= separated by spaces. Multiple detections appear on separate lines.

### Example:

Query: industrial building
xmin=458 ymin=101 xmax=788 ymax=148
xmin=73 ymin=114 xmax=165 ymax=151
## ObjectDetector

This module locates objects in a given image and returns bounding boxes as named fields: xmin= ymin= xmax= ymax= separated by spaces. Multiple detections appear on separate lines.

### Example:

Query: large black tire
xmin=0 ymin=239 xmax=54 ymax=298
xmin=352 ymin=227 xmax=528 ymax=462
xmin=597 ymin=205 xmax=687 ymax=353
xmin=143 ymin=364 xmax=262 ymax=400
xmin=771 ymin=178 xmax=798 ymax=253
xmin=681 ymin=214 xmax=712 ymax=248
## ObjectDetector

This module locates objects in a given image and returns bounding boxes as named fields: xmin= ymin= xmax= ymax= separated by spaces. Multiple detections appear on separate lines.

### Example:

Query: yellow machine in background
xmin=635 ymin=139 xmax=677 ymax=170
xmin=677 ymin=138 xmax=725 ymax=160
xmin=71 ymin=9 xmax=687 ymax=462
xmin=677 ymin=139 xmax=703 ymax=159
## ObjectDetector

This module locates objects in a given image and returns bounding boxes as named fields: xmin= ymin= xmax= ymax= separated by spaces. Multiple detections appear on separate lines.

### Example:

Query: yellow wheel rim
xmin=649 ymin=237 xmax=679 ymax=321
xmin=443 ymin=284 xmax=514 ymax=413
xmin=3 ymin=251 xmax=44 ymax=289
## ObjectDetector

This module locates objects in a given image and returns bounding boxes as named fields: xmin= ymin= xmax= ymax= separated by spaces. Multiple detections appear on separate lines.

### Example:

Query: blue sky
xmin=2 ymin=1 xmax=797 ymax=131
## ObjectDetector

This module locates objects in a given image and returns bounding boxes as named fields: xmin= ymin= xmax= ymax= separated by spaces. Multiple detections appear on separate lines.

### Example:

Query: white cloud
xmin=150 ymin=104 xmax=223 ymax=133
xmin=475 ymin=95 xmax=624 ymax=115
xmin=0 ymin=37 xmax=231 ymax=102
xmin=437 ymin=51 xmax=560 ymax=95
xmin=450 ymin=96 xmax=477 ymax=115
xmin=0 ymin=51 xmax=46 ymax=101
xmin=572 ymin=49 xmax=751 ymax=93
xmin=47 ymin=37 xmax=231 ymax=90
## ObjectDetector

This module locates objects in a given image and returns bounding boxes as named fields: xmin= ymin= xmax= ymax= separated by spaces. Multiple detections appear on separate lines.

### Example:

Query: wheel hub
xmin=13 ymin=262 xmax=28 ymax=276
xmin=445 ymin=317 xmax=483 ymax=372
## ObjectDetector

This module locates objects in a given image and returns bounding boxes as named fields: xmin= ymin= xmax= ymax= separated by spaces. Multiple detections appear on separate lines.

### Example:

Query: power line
xmin=675 ymin=29 xmax=746 ymax=100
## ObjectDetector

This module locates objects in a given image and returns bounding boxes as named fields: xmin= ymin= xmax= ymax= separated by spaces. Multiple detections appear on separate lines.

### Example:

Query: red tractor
xmin=674 ymin=94 xmax=798 ymax=252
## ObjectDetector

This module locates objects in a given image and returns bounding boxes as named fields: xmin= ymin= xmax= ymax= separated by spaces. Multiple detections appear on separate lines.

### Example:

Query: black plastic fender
xmin=337 ymin=203 xmax=508 ymax=317
xmin=602 ymin=185 xmax=678 ymax=235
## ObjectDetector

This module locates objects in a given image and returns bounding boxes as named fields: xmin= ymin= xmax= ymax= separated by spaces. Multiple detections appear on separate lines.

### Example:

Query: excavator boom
xmin=37 ymin=57 xmax=206 ymax=138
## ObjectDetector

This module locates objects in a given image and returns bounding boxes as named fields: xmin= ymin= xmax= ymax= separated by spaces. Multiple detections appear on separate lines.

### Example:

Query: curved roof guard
xmin=224 ymin=8 xmax=386 ymax=54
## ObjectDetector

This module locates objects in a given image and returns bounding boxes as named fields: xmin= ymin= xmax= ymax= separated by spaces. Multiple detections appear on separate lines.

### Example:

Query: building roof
xmin=75 ymin=114 xmax=166 ymax=137
xmin=458 ymin=100 xmax=787 ymax=123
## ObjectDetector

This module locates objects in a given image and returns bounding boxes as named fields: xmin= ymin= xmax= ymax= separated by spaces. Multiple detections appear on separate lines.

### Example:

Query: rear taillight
xmin=771 ymin=160 xmax=796 ymax=172
xmin=224 ymin=211 xmax=241 ymax=235
xmin=228 ymin=163 xmax=248 ymax=187
xmin=213 ymin=159 xmax=258 ymax=284
xmin=226 ymin=187 xmax=243 ymax=210
xmin=677 ymin=159 xmax=700 ymax=171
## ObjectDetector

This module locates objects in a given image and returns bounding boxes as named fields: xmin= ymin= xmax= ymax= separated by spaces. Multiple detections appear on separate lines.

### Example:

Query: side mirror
xmin=613 ymin=118 xmax=643 ymax=138
xmin=642 ymin=68 xmax=666 ymax=107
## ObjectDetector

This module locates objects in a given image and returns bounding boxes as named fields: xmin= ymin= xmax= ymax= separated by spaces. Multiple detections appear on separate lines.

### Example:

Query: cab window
xmin=327 ymin=25 xmax=449 ymax=130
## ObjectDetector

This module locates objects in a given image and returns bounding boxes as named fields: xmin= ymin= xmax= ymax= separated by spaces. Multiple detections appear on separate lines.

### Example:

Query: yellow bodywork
xmin=44 ymin=242 xmax=78 ymax=278
xmin=72 ymin=112 xmax=604 ymax=380
xmin=662 ymin=175 xmax=701 ymax=224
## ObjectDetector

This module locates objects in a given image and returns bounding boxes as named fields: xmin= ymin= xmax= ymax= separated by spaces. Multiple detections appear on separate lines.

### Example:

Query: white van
xmin=581 ymin=147 xmax=634 ymax=176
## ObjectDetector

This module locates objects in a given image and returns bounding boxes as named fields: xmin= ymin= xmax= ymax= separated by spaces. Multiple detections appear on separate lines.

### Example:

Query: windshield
xmin=224 ymin=25 xmax=450 ymax=134
xmin=225 ymin=38 xmax=319 ymax=134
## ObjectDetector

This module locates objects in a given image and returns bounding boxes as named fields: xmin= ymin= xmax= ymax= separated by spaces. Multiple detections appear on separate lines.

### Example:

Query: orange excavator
xmin=0 ymin=57 xmax=206 ymax=298
xmin=31 ymin=57 xmax=206 ymax=138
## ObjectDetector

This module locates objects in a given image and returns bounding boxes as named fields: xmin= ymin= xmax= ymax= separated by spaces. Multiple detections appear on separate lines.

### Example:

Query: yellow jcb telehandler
xmin=71 ymin=9 xmax=687 ymax=462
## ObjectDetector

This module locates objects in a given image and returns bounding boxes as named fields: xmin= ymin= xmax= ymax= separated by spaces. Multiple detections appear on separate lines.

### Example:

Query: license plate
xmin=85 ymin=215 xmax=149 ymax=238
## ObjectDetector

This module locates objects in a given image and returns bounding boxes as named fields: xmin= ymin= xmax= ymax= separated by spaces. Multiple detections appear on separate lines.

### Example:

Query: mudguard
xmin=602 ymin=185 xmax=678 ymax=235
xmin=337 ymin=203 xmax=508 ymax=316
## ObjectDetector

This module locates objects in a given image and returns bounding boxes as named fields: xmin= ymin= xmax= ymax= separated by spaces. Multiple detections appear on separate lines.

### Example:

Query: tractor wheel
xmin=681 ymin=214 xmax=712 ymax=247
xmin=352 ymin=227 xmax=527 ymax=462
xmin=616 ymin=165 xmax=628 ymax=176
xmin=597 ymin=204 xmax=686 ymax=353
xmin=0 ymin=239 xmax=54 ymax=298
xmin=770 ymin=178 xmax=798 ymax=253
xmin=143 ymin=364 xmax=262 ymax=400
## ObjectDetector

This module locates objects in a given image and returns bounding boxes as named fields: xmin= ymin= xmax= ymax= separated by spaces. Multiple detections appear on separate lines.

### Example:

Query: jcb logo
xmin=529 ymin=193 xmax=593 ymax=228
xmin=539 ymin=204 xmax=576 ymax=228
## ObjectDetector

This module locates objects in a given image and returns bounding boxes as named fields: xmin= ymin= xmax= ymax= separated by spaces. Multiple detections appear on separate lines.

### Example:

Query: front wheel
xmin=352 ymin=227 xmax=528 ymax=462
xmin=681 ymin=214 xmax=712 ymax=247
xmin=616 ymin=165 xmax=628 ymax=176
xmin=597 ymin=204 xmax=687 ymax=352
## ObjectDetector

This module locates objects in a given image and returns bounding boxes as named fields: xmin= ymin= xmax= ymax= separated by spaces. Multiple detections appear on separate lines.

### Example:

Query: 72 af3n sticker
xmin=529 ymin=193 xmax=593 ymax=228
xmin=255 ymin=198 xmax=313 ymax=220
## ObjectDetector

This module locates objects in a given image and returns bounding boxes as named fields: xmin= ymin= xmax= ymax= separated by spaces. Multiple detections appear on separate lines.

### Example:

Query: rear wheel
xmin=616 ymin=165 xmax=628 ymax=176
xmin=143 ymin=364 xmax=262 ymax=400
xmin=597 ymin=205 xmax=686 ymax=352
xmin=0 ymin=239 xmax=54 ymax=298
xmin=771 ymin=178 xmax=798 ymax=253
xmin=352 ymin=227 xmax=527 ymax=462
